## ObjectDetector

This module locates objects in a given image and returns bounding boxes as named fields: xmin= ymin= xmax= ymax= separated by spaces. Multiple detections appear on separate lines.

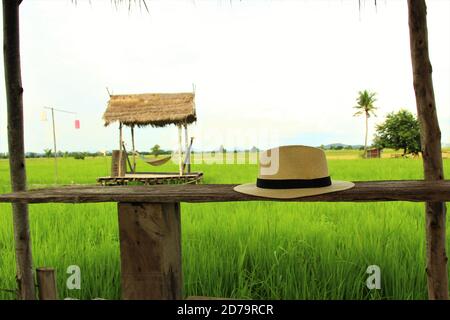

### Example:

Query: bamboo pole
xmin=178 ymin=124 xmax=183 ymax=176
xmin=407 ymin=0 xmax=448 ymax=300
xmin=36 ymin=268 xmax=58 ymax=300
xmin=50 ymin=108 xmax=58 ymax=184
xmin=119 ymin=122 xmax=123 ymax=177
xmin=131 ymin=125 xmax=136 ymax=173
xmin=364 ymin=113 xmax=368 ymax=158
xmin=184 ymin=123 xmax=190 ymax=173
xmin=44 ymin=106 xmax=74 ymax=183
xmin=2 ymin=0 xmax=36 ymax=300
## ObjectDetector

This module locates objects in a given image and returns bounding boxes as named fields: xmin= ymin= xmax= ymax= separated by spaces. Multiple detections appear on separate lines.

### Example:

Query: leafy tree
xmin=373 ymin=109 xmax=421 ymax=156
xmin=151 ymin=144 xmax=161 ymax=157
xmin=73 ymin=152 xmax=85 ymax=160
xmin=353 ymin=90 xmax=378 ymax=157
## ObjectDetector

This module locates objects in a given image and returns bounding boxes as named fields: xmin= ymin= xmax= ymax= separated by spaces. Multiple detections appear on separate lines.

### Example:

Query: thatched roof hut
xmin=103 ymin=92 xmax=196 ymax=127
xmin=103 ymin=91 xmax=197 ymax=176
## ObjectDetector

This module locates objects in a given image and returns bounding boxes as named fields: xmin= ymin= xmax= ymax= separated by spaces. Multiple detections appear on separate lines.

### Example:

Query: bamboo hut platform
xmin=97 ymin=172 xmax=203 ymax=186
xmin=101 ymin=91 xmax=200 ymax=183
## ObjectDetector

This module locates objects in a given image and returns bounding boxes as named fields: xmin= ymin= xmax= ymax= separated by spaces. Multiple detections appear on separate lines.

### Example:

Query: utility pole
xmin=51 ymin=108 xmax=57 ymax=182
xmin=44 ymin=107 xmax=76 ymax=184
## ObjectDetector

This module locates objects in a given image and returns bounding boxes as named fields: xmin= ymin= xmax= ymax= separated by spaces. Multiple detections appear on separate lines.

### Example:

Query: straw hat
xmin=234 ymin=145 xmax=354 ymax=199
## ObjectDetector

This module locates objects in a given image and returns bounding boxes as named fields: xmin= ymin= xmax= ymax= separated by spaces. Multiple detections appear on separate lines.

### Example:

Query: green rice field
xmin=0 ymin=151 xmax=449 ymax=299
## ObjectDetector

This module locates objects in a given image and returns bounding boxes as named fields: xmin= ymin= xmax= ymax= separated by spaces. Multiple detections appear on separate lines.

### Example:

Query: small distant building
xmin=366 ymin=148 xmax=382 ymax=158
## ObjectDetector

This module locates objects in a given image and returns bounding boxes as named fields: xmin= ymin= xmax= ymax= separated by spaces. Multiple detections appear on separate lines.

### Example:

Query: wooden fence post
xmin=407 ymin=0 xmax=448 ymax=300
xmin=118 ymin=202 xmax=182 ymax=300
xmin=2 ymin=0 xmax=36 ymax=300
xmin=36 ymin=268 xmax=58 ymax=300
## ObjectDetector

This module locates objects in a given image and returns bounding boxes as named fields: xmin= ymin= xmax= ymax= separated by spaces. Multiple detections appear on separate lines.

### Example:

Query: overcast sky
xmin=0 ymin=0 xmax=449 ymax=153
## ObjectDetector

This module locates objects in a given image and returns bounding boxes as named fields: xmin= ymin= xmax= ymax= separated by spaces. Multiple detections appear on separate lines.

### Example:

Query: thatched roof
xmin=103 ymin=92 xmax=196 ymax=127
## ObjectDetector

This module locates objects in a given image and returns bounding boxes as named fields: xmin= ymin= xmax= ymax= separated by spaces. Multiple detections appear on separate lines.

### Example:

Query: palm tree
xmin=44 ymin=148 xmax=52 ymax=158
xmin=353 ymin=90 xmax=378 ymax=158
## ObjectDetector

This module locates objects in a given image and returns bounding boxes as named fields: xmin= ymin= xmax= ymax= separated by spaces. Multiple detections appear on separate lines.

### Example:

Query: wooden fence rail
xmin=1 ymin=180 xmax=449 ymax=299
xmin=0 ymin=180 xmax=449 ymax=204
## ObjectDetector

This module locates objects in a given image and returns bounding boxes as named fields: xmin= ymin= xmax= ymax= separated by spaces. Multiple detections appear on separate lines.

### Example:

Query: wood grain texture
xmin=36 ymin=268 xmax=58 ymax=300
xmin=118 ymin=202 xmax=182 ymax=300
xmin=97 ymin=172 xmax=203 ymax=186
xmin=0 ymin=181 xmax=449 ymax=204
xmin=3 ymin=0 xmax=36 ymax=300
xmin=408 ymin=0 xmax=448 ymax=300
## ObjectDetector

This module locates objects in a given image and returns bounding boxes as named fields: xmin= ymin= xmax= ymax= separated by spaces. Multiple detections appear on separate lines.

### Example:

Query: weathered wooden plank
xmin=36 ymin=267 xmax=58 ymax=300
xmin=96 ymin=172 xmax=203 ymax=186
xmin=0 ymin=181 xmax=449 ymax=204
xmin=118 ymin=202 xmax=182 ymax=300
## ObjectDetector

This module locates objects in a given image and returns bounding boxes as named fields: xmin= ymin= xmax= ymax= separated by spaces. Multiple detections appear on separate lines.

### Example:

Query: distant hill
xmin=320 ymin=143 xmax=363 ymax=150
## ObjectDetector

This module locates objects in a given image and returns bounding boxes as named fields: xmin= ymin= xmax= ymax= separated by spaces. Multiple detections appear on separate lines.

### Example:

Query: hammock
xmin=126 ymin=137 xmax=193 ymax=169
xmin=136 ymin=151 xmax=172 ymax=166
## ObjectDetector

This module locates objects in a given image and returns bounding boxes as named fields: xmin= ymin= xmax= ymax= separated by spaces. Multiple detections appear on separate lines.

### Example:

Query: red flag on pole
xmin=75 ymin=119 xmax=80 ymax=129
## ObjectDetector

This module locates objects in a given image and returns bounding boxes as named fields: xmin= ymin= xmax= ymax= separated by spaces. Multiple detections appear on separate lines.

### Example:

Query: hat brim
xmin=233 ymin=180 xmax=355 ymax=199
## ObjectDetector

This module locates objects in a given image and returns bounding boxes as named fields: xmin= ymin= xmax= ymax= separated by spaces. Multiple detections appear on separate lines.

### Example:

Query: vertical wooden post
xmin=2 ymin=0 xmax=36 ymax=300
xmin=178 ymin=124 xmax=183 ymax=176
xmin=184 ymin=123 xmax=191 ymax=173
xmin=119 ymin=122 xmax=123 ymax=177
xmin=111 ymin=150 xmax=126 ymax=177
xmin=408 ymin=0 xmax=448 ymax=300
xmin=118 ymin=202 xmax=182 ymax=300
xmin=36 ymin=268 xmax=58 ymax=300
xmin=131 ymin=125 xmax=136 ymax=173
